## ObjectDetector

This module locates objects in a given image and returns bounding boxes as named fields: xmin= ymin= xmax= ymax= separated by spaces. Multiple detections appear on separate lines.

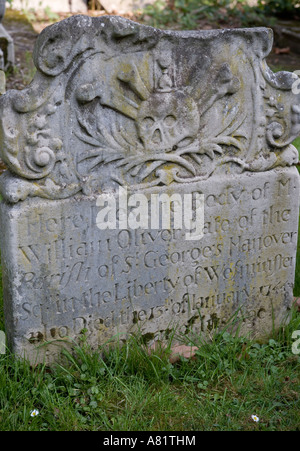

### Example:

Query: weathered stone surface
xmin=0 ymin=16 xmax=299 ymax=363
xmin=0 ymin=69 xmax=5 ymax=94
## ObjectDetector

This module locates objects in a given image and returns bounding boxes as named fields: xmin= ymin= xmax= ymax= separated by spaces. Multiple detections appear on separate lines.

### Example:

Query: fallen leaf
xmin=147 ymin=342 xmax=198 ymax=363
xmin=169 ymin=345 xmax=199 ymax=363
xmin=274 ymin=47 xmax=290 ymax=54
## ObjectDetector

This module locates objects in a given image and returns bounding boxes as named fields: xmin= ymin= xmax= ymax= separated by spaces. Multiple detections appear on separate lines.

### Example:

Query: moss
xmin=2 ymin=8 xmax=35 ymax=33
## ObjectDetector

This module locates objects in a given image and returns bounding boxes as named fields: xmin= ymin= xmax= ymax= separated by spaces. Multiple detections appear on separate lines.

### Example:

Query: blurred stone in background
xmin=0 ymin=0 xmax=14 ymax=70
xmin=10 ymin=0 xmax=88 ymax=13
xmin=99 ymin=0 xmax=156 ymax=14
xmin=11 ymin=0 xmax=156 ymax=14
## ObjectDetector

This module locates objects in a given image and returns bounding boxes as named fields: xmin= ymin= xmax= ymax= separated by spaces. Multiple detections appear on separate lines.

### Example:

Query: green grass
xmin=0 ymin=314 xmax=299 ymax=431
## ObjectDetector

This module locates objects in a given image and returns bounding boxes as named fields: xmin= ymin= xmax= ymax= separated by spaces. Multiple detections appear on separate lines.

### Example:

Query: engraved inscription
xmin=6 ymin=170 xmax=297 ymax=362
xmin=0 ymin=16 xmax=299 ymax=364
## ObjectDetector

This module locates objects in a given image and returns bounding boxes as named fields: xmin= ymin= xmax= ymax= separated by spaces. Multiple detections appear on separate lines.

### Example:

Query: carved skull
xmin=136 ymin=91 xmax=200 ymax=153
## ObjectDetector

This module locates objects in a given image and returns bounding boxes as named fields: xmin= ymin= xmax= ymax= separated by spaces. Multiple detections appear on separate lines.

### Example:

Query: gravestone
xmin=0 ymin=16 xmax=299 ymax=364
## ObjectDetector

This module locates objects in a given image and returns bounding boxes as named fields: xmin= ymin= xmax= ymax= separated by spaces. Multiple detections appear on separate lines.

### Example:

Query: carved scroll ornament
xmin=0 ymin=16 xmax=299 ymax=202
